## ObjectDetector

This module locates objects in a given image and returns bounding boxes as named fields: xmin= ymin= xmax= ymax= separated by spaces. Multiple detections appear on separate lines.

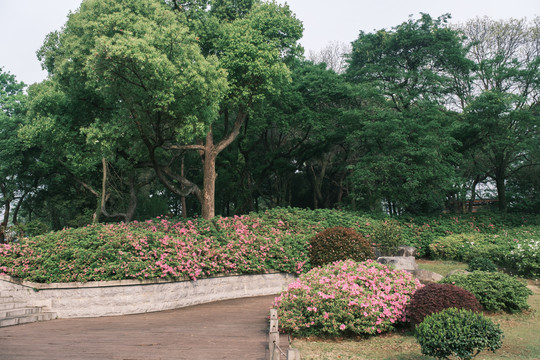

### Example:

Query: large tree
xmin=35 ymin=0 xmax=302 ymax=220
xmin=345 ymin=14 xmax=471 ymax=213
xmin=0 ymin=69 xmax=28 ymax=243
xmin=455 ymin=17 xmax=540 ymax=211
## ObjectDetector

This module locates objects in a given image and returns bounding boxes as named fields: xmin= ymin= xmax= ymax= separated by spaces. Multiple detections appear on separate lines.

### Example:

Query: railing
xmin=268 ymin=308 xmax=301 ymax=360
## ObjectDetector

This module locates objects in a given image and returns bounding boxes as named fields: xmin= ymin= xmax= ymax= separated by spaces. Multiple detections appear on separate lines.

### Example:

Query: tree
xmin=308 ymin=41 xmax=351 ymax=74
xmin=35 ymin=0 xmax=303 ymax=220
xmin=156 ymin=0 xmax=303 ymax=218
xmin=455 ymin=17 xmax=540 ymax=211
xmin=226 ymin=60 xmax=358 ymax=212
xmin=0 ymin=69 xmax=27 ymax=243
xmin=345 ymin=14 xmax=470 ymax=213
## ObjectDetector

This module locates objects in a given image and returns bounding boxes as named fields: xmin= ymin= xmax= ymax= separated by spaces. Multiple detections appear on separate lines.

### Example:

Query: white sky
xmin=0 ymin=0 xmax=538 ymax=85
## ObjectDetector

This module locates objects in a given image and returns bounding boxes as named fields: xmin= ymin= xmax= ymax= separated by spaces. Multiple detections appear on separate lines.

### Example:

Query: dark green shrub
xmin=467 ymin=257 xmax=497 ymax=272
xmin=406 ymin=283 xmax=483 ymax=326
xmin=415 ymin=308 xmax=503 ymax=360
xmin=441 ymin=271 xmax=532 ymax=313
xmin=309 ymin=227 xmax=375 ymax=267
xmin=370 ymin=219 xmax=402 ymax=256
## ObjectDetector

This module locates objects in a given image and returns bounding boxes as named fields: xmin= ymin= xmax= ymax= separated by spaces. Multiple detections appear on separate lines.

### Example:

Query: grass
xmin=416 ymin=258 xmax=468 ymax=276
xmin=291 ymin=260 xmax=540 ymax=360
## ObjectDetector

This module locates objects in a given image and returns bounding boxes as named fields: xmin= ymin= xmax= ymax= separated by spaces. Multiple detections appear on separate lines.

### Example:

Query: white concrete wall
xmin=0 ymin=272 xmax=296 ymax=318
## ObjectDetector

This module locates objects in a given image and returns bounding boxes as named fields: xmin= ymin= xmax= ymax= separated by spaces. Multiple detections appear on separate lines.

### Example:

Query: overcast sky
xmin=1 ymin=0 xmax=538 ymax=85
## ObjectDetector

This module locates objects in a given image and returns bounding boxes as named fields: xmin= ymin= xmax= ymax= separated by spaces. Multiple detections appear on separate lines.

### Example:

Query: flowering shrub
xmin=0 ymin=215 xmax=312 ymax=283
xmin=1 ymin=208 xmax=539 ymax=283
xmin=273 ymin=259 xmax=422 ymax=337
xmin=505 ymin=238 xmax=540 ymax=277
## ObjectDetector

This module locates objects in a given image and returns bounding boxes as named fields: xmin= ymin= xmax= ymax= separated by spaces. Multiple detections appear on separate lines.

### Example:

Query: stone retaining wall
xmin=0 ymin=272 xmax=297 ymax=318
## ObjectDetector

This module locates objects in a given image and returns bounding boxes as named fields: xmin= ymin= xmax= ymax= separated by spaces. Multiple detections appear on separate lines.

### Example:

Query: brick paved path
xmin=0 ymin=295 xmax=284 ymax=360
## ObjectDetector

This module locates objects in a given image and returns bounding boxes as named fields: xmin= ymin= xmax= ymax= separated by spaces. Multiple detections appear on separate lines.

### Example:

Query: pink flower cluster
xmin=274 ymin=259 xmax=423 ymax=337
xmin=0 ymin=215 xmax=310 ymax=283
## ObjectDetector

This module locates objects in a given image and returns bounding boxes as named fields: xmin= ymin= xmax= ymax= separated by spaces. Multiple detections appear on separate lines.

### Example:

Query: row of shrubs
xmin=1 ymin=207 xmax=538 ymax=283
xmin=275 ymin=260 xmax=532 ymax=359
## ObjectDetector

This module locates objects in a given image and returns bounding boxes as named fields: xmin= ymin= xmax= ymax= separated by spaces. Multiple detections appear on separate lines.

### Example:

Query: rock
xmin=411 ymin=269 xmax=444 ymax=284
xmin=446 ymin=269 xmax=470 ymax=278
xmin=371 ymin=246 xmax=382 ymax=258
xmin=377 ymin=256 xmax=418 ymax=271
xmin=397 ymin=246 xmax=416 ymax=257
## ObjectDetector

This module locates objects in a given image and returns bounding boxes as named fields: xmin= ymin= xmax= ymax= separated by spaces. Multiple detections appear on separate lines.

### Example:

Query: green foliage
xmin=467 ymin=257 xmax=497 ymax=272
xmin=441 ymin=271 xmax=533 ymax=313
xmin=346 ymin=14 xmax=471 ymax=213
xmin=369 ymin=219 xmax=402 ymax=256
xmin=12 ymin=220 xmax=50 ymax=238
xmin=429 ymin=233 xmax=491 ymax=261
xmin=309 ymin=227 xmax=374 ymax=267
xmin=406 ymin=283 xmax=483 ymax=326
xmin=415 ymin=308 xmax=503 ymax=360
xmin=502 ymin=230 xmax=540 ymax=277
xmin=0 ymin=214 xmax=313 ymax=282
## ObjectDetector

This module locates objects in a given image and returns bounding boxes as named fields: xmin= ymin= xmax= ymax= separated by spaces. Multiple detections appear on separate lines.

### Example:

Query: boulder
xmin=397 ymin=246 xmax=416 ymax=257
xmin=377 ymin=256 xmax=418 ymax=271
xmin=411 ymin=269 xmax=444 ymax=284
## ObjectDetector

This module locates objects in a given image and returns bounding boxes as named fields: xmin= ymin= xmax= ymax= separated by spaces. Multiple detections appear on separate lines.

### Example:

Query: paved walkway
xmin=0 ymin=295 xmax=287 ymax=360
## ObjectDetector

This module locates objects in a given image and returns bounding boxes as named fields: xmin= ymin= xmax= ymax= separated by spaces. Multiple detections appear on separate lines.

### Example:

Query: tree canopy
xmin=1 ymin=9 xmax=539 ymax=236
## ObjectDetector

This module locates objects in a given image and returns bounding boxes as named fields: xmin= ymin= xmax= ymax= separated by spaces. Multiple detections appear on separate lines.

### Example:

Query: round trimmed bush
xmin=415 ymin=308 xmax=503 ymax=360
xmin=406 ymin=283 xmax=483 ymax=326
xmin=273 ymin=259 xmax=423 ymax=337
xmin=309 ymin=227 xmax=374 ymax=267
xmin=467 ymin=257 xmax=497 ymax=272
xmin=440 ymin=271 xmax=532 ymax=313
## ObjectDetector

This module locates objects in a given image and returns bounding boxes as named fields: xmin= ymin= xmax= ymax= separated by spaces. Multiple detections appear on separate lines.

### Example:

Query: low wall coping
xmin=0 ymin=270 xmax=285 ymax=290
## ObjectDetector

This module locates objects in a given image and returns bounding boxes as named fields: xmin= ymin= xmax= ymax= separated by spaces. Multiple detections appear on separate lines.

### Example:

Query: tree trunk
xmin=0 ymin=201 xmax=10 ymax=244
xmin=0 ymin=183 xmax=10 ymax=244
xmin=202 ymin=129 xmax=218 ymax=220
xmin=468 ymin=176 xmax=480 ymax=213
xmin=495 ymin=176 xmax=507 ymax=212
xmin=181 ymin=156 xmax=187 ymax=218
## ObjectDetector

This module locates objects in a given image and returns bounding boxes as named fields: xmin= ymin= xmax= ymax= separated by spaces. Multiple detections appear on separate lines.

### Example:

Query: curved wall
xmin=0 ymin=272 xmax=296 ymax=318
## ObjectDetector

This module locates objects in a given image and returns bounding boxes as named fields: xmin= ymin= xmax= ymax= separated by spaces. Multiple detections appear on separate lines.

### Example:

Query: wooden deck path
xmin=0 ymin=295 xmax=287 ymax=360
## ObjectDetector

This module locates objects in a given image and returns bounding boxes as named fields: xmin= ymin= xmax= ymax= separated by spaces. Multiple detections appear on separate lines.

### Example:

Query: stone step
xmin=0 ymin=296 xmax=18 ymax=303
xmin=0 ymin=306 xmax=43 ymax=319
xmin=0 ymin=301 xmax=25 ymax=311
xmin=0 ymin=311 xmax=57 ymax=327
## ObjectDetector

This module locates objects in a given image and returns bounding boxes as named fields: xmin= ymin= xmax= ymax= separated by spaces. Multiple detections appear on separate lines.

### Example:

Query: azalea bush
xmin=1 ymin=208 xmax=539 ymax=283
xmin=273 ymin=259 xmax=422 ymax=337
xmin=0 ymin=215 xmax=312 ymax=283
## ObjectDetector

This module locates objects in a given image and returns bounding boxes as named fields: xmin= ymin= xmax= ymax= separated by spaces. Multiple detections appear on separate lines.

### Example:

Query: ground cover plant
xmin=0 ymin=214 xmax=314 ymax=282
xmin=273 ymin=259 xmax=422 ymax=337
